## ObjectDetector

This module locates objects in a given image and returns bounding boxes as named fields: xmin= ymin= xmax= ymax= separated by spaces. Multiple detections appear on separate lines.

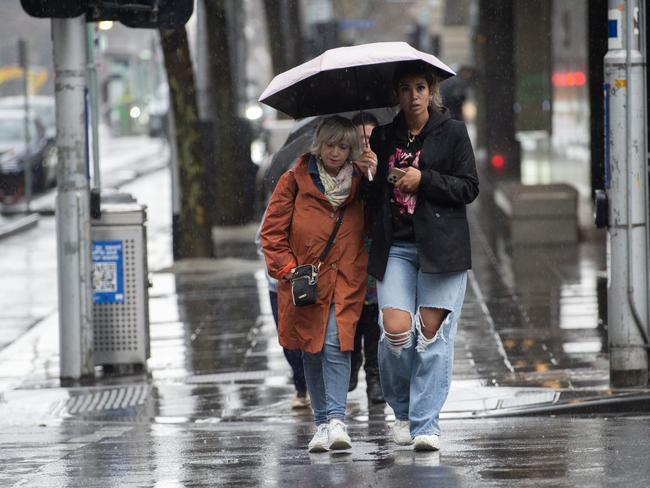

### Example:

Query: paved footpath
xmin=1 ymin=164 xmax=650 ymax=486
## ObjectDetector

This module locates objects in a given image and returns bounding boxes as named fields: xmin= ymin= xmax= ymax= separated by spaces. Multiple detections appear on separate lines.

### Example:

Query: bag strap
xmin=317 ymin=206 xmax=346 ymax=269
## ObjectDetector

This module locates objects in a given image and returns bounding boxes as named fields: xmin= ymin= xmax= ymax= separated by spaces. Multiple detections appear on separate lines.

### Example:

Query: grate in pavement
xmin=50 ymin=384 xmax=150 ymax=417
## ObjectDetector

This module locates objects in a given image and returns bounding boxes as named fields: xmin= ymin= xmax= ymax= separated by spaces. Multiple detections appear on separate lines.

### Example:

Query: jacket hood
xmin=392 ymin=107 xmax=451 ymax=145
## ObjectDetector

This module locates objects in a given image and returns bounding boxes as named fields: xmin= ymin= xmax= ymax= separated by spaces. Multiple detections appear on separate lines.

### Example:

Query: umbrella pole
xmin=353 ymin=67 xmax=372 ymax=181
xmin=353 ymin=67 xmax=369 ymax=146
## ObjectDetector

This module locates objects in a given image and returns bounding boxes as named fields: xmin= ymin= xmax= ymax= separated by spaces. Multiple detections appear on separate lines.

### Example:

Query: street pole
xmin=476 ymin=0 xmax=520 ymax=179
xmin=52 ymin=16 xmax=95 ymax=382
xmin=604 ymin=0 xmax=649 ymax=387
xmin=168 ymin=100 xmax=182 ymax=260
xmin=18 ymin=39 xmax=31 ymax=212
xmin=86 ymin=22 xmax=102 ymax=220
xmin=86 ymin=23 xmax=101 ymax=192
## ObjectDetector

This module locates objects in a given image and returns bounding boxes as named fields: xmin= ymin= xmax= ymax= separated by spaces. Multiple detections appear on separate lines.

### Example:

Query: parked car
xmin=0 ymin=108 xmax=56 ymax=201
xmin=0 ymin=95 xmax=56 ymax=139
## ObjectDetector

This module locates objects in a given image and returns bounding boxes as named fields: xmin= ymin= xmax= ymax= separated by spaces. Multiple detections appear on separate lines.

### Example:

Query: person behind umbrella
xmin=348 ymin=111 xmax=384 ymax=405
xmin=439 ymin=65 xmax=474 ymax=122
xmin=365 ymin=60 xmax=479 ymax=451
xmin=255 ymin=219 xmax=310 ymax=410
xmin=260 ymin=115 xmax=376 ymax=453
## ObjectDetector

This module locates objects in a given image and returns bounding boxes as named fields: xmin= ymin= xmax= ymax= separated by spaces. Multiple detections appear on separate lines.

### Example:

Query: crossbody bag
xmin=290 ymin=207 xmax=346 ymax=307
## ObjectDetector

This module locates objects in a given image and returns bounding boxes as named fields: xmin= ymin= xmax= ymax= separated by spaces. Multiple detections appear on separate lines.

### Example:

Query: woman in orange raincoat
xmin=261 ymin=115 xmax=377 ymax=453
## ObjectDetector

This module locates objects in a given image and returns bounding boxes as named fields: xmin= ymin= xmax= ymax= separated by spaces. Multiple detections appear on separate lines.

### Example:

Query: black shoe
xmin=366 ymin=375 xmax=384 ymax=404
xmin=349 ymin=347 xmax=362 ymax=392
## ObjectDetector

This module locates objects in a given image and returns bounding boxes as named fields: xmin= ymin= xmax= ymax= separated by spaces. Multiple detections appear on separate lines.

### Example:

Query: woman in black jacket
xmin=366 ymin=60 xmax=479 ymax=451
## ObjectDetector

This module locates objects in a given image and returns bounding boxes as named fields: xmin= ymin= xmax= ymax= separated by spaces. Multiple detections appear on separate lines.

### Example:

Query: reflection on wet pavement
xmin=0 ymin=165 xmax=640 ymax=486
xmin=468 ymin=184 xmax=608 ymax=389
xmin=4 ymin=414 xmax=650 ymax=487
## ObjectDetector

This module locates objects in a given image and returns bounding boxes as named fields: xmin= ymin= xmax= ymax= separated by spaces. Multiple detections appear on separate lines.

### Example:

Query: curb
xmin=467 ymin=391 xmax=650 ymax=418
xmin=0 ymin=213 xmax=39 ymax=240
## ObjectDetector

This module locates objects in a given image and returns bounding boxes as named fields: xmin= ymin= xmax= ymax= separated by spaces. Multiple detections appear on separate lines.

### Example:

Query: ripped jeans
xmin=377 ymin=241 xmax=467 ymax=437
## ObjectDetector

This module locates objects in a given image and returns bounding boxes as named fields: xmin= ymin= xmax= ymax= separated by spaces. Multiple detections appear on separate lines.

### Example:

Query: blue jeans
xmin=377 ymin=241 xmax=467 ymax=437
xmin=269 ymin=291 xmax=307 ymax=393
xmin=302 ymin=304 xmax=351 ymax=425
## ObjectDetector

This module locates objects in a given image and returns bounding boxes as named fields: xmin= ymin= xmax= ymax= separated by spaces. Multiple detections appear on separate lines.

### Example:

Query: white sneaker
xmin=392 ymin=419 xmax=413 ymax=445
xmin=327 ymin=419 xmax=352 ymax=450
xmin=413 ymin=434 xmax=440 ymax=451
xmin=308 ymin=424 xmax=330 ymax=453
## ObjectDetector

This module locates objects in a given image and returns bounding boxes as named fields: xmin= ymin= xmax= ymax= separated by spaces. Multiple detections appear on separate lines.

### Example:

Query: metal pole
xmin=640 ymin=0 xmax=650 ymax=338
xmin=605 ymin=0 xmax=649 ymax=387
xmin=86 ymin=23 xmax=101 ymax=190
xmin=52 ymin=16 xmax=95 ymax=382
xmin=168 ymin=96 xmax=182 ymax=260
xmin=624 ymin=0 xmax=650 ymax=345
xmin=18 ymin=39 xmax=31 ymax=212
xmin=195 ymin=0 xmax=212 ymax=120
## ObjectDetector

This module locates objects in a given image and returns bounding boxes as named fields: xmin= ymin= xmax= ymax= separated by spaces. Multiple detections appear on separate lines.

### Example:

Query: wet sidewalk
xmin=1 ymin=163 xmax=650 ymax=486
xmin=0 ymin=202 xmax=635 ymax=421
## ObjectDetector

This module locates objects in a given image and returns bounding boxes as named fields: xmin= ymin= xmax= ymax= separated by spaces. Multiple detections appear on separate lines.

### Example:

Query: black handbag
xmin=290 ymin=207 xmax=346 ymax=307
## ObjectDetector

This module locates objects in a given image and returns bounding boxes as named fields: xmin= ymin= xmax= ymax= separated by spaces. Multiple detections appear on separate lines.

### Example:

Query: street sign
xmin=337 ymin=19 xmax=374 ymax=30
xmin=20 ymin=0 xmax=193 ymax=29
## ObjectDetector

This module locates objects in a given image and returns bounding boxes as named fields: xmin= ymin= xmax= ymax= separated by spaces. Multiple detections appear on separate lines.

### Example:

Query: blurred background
xmin=1 ymin=1 xmax=631 ymax=387
xmin=0 ymin=0 xmax=604 ymax=225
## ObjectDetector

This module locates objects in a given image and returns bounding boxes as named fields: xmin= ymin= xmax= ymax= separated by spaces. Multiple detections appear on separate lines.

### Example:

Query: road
xmin=0 ymin=133 xmax=169 ymax=351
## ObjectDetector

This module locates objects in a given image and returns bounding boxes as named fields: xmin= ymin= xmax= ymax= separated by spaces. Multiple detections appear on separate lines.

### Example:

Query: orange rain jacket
xmin=260 ymin=154 xmax=368 ymax=353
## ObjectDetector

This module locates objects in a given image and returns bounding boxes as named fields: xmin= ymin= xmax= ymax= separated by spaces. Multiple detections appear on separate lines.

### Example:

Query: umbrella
xmin=259 ymin=41 xmax=455 ymax=119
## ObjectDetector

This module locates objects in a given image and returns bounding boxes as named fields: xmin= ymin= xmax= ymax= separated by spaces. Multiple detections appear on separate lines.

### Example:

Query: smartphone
xmin=387 ymin=167 xmax=407 ymax=184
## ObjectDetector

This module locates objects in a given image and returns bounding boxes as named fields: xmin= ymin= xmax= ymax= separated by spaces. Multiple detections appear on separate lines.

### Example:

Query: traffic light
xmin=20 ymin=0 xmax=193 ymax=29
xmin=20 ymin=0 xmax=85 ymax=18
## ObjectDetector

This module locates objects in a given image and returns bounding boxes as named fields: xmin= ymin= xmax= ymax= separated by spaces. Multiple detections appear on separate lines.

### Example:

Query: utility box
xmin=494 ymin=182 xmax=579 ymax=245
xmin=91 ymin=201 xmax=150 ymax=369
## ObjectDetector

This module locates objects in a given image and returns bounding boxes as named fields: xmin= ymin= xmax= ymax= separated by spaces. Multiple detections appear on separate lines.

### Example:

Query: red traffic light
xmin=490 ymin=154 xmax=505 ymax=169
xmin=551 ymin=71 xmax=587 ymax=87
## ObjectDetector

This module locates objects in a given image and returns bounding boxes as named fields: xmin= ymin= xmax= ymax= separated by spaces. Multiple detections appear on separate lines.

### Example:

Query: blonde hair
xmin=310 ymin=115 xmax=360 ymax=161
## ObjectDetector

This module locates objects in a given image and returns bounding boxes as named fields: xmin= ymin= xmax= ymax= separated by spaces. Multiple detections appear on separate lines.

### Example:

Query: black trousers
xmin=269 ymin=291 xmax=307 ymax=393
xmin=351 ymin=303 xmax=380 ymax=378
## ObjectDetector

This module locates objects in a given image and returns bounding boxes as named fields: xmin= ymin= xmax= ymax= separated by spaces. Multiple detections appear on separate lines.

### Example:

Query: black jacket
xmin=365 ymin=108 xmax=479 ymax=280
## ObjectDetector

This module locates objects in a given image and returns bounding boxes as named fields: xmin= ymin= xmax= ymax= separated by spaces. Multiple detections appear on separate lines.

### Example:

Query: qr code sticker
xmin=93 ymin=262 xmax=118 ymax=292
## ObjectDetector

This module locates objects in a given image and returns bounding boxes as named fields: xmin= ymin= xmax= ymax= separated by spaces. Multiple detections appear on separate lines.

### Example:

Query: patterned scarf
xmin=316 ymin=159 xmax=353 ymax=210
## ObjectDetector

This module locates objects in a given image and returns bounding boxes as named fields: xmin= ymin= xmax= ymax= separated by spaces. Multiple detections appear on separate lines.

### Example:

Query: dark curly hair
xmin=392 ymin=60 xmax=443 ymax=110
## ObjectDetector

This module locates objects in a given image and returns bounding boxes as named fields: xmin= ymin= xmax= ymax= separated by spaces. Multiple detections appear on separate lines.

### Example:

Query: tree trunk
xmin=263 ymin=0 xmax=304 ymax=75
xmin=204 ymin=0 xmax=255 ymax=226
xmin=159 ymin=27 xmax=214 ymax=258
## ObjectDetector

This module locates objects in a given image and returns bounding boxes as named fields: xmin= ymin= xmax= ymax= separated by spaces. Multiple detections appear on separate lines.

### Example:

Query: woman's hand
xmin=354 ymin=148 xmax=378 ymax=180
xmin=395 ymin=167 xmax=421 ymax=194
